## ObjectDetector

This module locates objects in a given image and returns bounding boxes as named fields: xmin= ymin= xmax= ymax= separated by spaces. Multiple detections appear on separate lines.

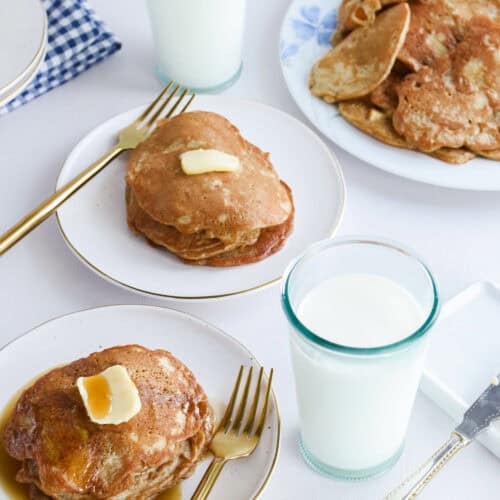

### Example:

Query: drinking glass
xmin=281 ymin=237 xmax=440 ymax=480
xmin=146 ymin=0 xmax=246 ymax=92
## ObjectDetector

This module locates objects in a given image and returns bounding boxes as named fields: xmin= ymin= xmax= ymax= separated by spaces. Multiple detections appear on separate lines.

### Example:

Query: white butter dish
xmin=421 ymin=281 xmax=500 ymax=458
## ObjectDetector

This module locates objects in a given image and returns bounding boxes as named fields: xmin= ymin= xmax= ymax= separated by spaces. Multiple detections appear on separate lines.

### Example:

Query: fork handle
xmin=384 ymin=432 xmax=471 ymax=500
xmin=191 ymin=458 xmax=227 ymax=500
xmin=0 ymin=145 xmax=124 ymax=256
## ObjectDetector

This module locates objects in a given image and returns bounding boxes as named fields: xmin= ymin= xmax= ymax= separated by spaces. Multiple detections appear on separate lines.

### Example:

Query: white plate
xmin=422 ymin=282 xmax=500 ymax=458
xmin=0 ymin=0 xmax=47 ymax=102
xmin=280 ymin=0 xmax=500 ymax=191
xmin=0 ymin=305 xmax=280 ymax=499
xmin=56 ymin=96 xmax=345 ymax=300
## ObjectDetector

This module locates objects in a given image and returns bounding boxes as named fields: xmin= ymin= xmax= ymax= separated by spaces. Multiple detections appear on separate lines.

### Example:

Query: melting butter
xmin=77 ymin=365 xmax=141 ymax=425
xmin=180 ymin=149 xmax=240 ymax=175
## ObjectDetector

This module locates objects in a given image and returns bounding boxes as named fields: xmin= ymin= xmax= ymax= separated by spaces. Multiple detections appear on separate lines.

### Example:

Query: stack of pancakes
xmin=126 ymin=111 xmax=294 ymax=266
xmin=2 ymin=345 xmax=213 ymax=499
xmin=310 ymin=0 xmax=500 ymax=164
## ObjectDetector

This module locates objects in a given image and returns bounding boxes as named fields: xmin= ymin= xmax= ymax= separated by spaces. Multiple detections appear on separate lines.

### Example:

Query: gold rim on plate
xmin=0 ymin=304 xmax=281 ymax=499
xmin=55 ymin=100 xmax=346 ymax=300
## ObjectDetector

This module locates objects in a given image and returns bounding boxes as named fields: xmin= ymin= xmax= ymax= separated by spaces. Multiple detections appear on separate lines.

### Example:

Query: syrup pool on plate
xmin=282 ymin=238 xmax=439 ymax=480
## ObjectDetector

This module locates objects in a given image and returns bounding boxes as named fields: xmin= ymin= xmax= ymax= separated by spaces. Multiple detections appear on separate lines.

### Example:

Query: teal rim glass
xmin=281 ymin=237 xmax=440 ymax=355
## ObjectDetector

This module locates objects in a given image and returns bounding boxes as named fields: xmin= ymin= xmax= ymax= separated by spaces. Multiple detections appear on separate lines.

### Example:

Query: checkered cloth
xmin=0 ymin=0 xmax=121 ymax=115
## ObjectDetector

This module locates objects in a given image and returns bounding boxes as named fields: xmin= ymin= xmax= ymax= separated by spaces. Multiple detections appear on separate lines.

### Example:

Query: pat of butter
xmin=180 ymin=149 xmax=240 ymax=175
xmin=492 ymin=376 xmax=499 ymax=386
xmin=76 ymin=365 xmax=141 ymax=425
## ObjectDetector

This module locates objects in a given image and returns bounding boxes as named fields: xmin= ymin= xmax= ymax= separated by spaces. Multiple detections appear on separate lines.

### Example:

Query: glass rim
xmin=281 ymin=237 xmax=440 ymax=356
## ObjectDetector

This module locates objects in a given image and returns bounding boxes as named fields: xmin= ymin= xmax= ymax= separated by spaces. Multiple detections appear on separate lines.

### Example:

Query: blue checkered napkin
xmin=0 ymin=0 xmax=121 ymax=115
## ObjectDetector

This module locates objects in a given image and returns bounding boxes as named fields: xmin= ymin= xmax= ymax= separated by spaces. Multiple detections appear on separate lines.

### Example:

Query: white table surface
xmin=1 ymin=1 xmax=499 ymax=498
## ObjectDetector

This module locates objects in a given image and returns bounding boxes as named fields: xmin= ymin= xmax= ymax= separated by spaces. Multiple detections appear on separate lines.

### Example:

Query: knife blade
xmin=385 ymin=373 xmax=500 ymax=499
xmin=456 ymin=373 xmax=500 ymax=439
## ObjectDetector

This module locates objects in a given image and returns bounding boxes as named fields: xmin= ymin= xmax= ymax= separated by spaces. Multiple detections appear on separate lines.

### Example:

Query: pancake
xmin=2 ymin=345 xmax=213 ymax=499
xmin=393 ymin=65 xmax=500 ymax=151
xmin=397 ymin=0 xmax=458 ymax=71
xmin=339 ymin=99 xmax=410 ymax=148
xmin=190 ymin=183 xmax=295 ymax=267
xmin=447 ymin=0 xmax=500 ymax=30
xmin=339 ymin=99 xmax=478 ymax=163
xmin=336 ymin=0 xmax=405 ymax=36
xmin=451 ymin=16 xmax=500 ymax=110
xmin=429 ymin=147 xmax=477 ymax=164
xmin=128 ymin=182 xmax=293 ymax=266
xmin=310 ymin=3 xmax=410 ymax=103
xmin=470 ymin=147 xmax=500 ymax=160
xmin=370 ymin=70 xmax=405 ymax=113
xmin=126 ymin=185 xmax=260 ymax=261
xmin=126 ymin=111 xmax=292 ymax=238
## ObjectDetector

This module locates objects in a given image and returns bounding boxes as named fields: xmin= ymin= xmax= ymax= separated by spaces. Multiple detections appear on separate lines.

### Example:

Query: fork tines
xmin=135 ymin=81 xmax=195 ymax=133
xmin=219 ymin=365 xmax=274 ymax=436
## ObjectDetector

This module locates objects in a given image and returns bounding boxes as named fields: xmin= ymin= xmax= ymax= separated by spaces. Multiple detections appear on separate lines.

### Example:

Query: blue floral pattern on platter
xmin=280 ymin=5 xmax=337 ymax=63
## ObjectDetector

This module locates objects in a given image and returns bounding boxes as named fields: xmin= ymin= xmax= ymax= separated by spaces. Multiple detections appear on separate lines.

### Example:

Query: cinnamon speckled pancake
xmin=398 ymin=0 xmax=458 ymax=71
xmin=446 ymin=0 xmax=500 ymax=29
xmin=339 ymin=99 xmax=410 ymax=148
xmin=310 ymin=3 xmax=410 ymax=103
xmin=126 ymin=186 xmax=260 ymax=261
xmin=451 ymin=16 xmax=500 ymax=109
xmin=429 ymin=147 xmax=477 ymax=164
xmin=127 ymin=112 xmax=292 ymax=239
xmin=470 ymin=147 xmax=500 ymax=160
xmin=336 ymin=0 xmax=405 ymax=36
xmin=339 ymin=99 xmax=478 ymax=163
xmin=2 ymin=345 xmax=213 ymax=499
xmin=190 ymin=183 xmax=295 ymax=267
xmin=393 ymin=65 xmax=500 ymax=151
xmin=370 ymin=70 xmax=405 ymax=113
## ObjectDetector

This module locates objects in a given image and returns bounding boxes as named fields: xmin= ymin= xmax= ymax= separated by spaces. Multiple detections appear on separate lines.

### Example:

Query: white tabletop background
xmin=1 ymin=1 xmax=499 ymax=498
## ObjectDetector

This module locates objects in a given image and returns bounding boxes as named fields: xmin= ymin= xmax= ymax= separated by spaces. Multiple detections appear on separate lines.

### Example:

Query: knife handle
xmin=384 ymin=432 xmax=471 ymax=500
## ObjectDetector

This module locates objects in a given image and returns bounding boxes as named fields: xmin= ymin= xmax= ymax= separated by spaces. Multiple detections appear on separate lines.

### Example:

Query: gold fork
xmin=0 ymin=82 xmax=195 ymax=256
xmin=192 ymin=366 xmax=274 ymax=500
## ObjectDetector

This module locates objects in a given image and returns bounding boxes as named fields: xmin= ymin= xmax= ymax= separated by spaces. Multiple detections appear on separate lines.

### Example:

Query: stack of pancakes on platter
xmin=2 ymin=345 xmax=213 ymax=499
xmin=310 ymin=0 xmax=500 ymax=164
xmin=126 ymin=111 xmax=294 ymax=266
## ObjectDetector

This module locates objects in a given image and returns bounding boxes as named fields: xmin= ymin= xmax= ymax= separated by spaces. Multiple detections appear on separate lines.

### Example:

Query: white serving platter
xmin=422 ymin=281 xmax=500 ymax=458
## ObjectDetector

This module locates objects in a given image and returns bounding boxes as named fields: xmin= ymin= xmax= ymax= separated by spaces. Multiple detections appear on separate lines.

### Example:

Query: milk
xmin=146 ymin=0 xmax=246 ymax=91
xmin=298 ymin=274 xmax=425 ymax=348
xmin=290 ymin=274 xmax=430 ymax=475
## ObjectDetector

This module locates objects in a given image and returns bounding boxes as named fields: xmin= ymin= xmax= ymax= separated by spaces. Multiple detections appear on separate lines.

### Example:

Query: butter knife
xmin=385 ymin=374 xmax=500 ymax=500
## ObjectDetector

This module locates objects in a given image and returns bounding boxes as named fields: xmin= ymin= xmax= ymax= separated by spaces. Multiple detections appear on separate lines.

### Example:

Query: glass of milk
xmin=146 ymin=0 xmax=246 ymax=92
xmin=282 ymin=237 xmax=439 ymax=480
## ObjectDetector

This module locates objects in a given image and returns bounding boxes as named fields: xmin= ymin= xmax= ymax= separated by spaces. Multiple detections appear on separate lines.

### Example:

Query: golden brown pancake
xmin=339 ymin=99 xmax=478 ymax=163
xmin=370 ymin=70 xmax=405 ymax=113
xmin=310 ymin=3 xmax=410 ymax=103
xmin=189 ymin=183 xmax=295 ymax=267
xmin=393 ymin=64 xmax=500 ymax=152
xmin=470 ymin=147 xmax=500 ymax=160
xmin=2 ymin=345 xmax=213 ymax=500
xmin=126 ymin=112 xmax=292 ymax=238
xmin=451 ymin=16 xmax=500 ymax=110
xmin=126 ymin=186 xmax=259 ymax=261
xmin=336 ymin=0 xmax=405 ymax=36
xmin=446 ymin=0 xmax=500 ymax=31
xmin=125 ymin=111 xmax=294 ymax=266
xmin=339 ymin=99 xmax=410 ymax=148
xmin=127 ymin=182 xmax=293 ymax=266
xmin=397 ymin=0 xmax=458 ymax=71
xmin=429 ymin=147 xmax=477 ymax=164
